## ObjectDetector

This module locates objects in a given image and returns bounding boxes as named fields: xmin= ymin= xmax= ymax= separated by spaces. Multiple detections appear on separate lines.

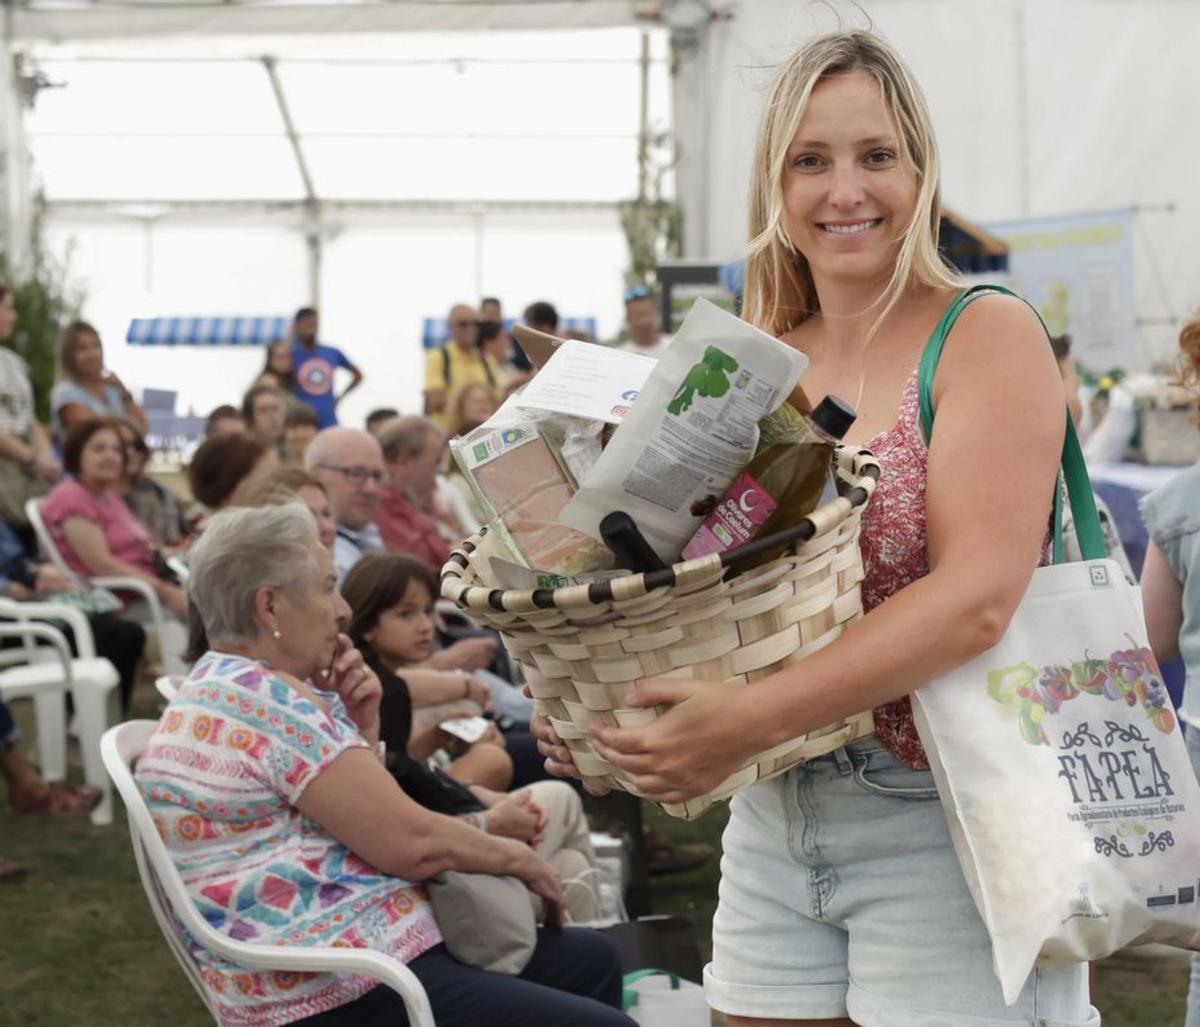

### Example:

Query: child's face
xmin=367 ymin=579 xmax=436 ymax=665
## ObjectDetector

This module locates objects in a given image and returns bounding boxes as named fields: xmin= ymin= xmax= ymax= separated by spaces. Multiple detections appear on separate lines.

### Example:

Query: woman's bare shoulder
xmin=936 ymin=291 xmax=1058 ymax=383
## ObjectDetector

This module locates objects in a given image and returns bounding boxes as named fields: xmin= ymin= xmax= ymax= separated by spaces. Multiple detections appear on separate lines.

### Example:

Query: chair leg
xmin=31 ymin=689 xmax=68 ymax=783
xmin=73 ymin=677 xmax=118 ymax=827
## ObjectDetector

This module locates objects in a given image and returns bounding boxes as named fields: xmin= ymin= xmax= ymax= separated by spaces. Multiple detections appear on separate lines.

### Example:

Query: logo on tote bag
xmin=987 ymin=639 xmax=1181 ymax=859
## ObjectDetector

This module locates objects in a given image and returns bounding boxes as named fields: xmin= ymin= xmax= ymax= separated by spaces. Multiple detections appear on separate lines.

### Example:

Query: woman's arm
xmin=58 ymin=403 xmax=98 ymax=433
xmin=27 ymin=422 xmax=60 ymax=481
xmin=404 ymin=666 xmax=490 ymax=709
xmin=0 ymin=426 xmax=34 ymax=463
xmin=1141 ymin=541 xmax=1183 ymax=664
xmin=122 ymin=399 xmax=149 ymax=436
xmin=591 ymin=295 xmax=1067 ymax=802
xmin=297 ymin=748 xmax=564 ymax=920
xmin=59 ymin=515 xmax=186 ymax=615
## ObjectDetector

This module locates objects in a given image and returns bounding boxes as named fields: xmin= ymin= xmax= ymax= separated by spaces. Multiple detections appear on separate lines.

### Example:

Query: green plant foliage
xmin=0 ymin=211 xmax=84 ymax=422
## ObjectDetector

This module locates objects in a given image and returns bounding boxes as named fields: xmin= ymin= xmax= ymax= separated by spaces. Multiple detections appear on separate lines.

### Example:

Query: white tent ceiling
xmin=0 ymin=3 xmax=680 ymax=420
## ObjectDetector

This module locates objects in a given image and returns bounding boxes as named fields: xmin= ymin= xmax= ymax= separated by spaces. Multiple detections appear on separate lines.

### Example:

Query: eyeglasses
xmin=319 ymin=463 xmax=388 ymax=486
xmin=454 ymin=319 xmax=480 ymax=329
xmin=623 ymin=284 xmax=652 ymax=304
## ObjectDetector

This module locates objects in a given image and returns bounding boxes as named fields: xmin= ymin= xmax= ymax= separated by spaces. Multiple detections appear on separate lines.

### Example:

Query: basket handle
xmin=442 ymin=445 xmax=880 ymax=612
xmin=714 ymin=446 xmax=880 ymax=572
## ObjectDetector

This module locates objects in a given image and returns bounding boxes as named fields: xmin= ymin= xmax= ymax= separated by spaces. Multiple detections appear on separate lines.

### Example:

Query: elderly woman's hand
xmin=317 ymin=634 xmax=382 ymax=740
xmin=482 ymin=788 xmax=547 ymax=847
xmin=505 ymin=843 xmax=566 ymax=929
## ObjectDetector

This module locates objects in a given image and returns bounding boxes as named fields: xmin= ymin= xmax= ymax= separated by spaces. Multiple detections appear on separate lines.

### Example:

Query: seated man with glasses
xmin=304 ymin=427 xmax=389 ymax=583
xmin=423 ymin=303 xmax=499 ymax=435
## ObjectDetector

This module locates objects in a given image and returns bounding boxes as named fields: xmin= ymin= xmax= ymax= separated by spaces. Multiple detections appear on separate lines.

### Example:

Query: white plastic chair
xmin=101 ymin=721 xmax=435 ymax=1026
xmin=154 ymin=674 xmax=182 ymax=703
xmin=0 ymin=598 xmax=121 ymax=825
xmin=26 ymin=495 xmax=188 ymax=676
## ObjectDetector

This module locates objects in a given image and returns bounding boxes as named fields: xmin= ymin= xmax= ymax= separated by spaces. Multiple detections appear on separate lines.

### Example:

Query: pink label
xmin=681 ymin=472 xmax=778 ymax=560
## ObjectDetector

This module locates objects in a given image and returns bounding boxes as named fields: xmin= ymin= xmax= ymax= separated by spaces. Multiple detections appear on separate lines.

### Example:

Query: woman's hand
xmin=483 ymin=788 xmax=546 ymax=846
xmin=103 ymin=370 xmax=133 ymax=402
xmin=588 ymin=677 xmax=763 ymax=805
xmin=33 ymin=564 xmax=82 ymax=595
xmin=465 ymin=672 xmax=492 ymax=711
xmin=317 ymin=634 xmax=382 ymax=739
xmin=507 ymin=844 xmax=565 ymax=929
xmin=429 ymin=636 xmax=497 ymax=672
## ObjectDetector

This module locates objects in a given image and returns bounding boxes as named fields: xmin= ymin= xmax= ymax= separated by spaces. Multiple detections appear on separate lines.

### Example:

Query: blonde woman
xmin=535 ymin=31 xmax=1097 ymax=1027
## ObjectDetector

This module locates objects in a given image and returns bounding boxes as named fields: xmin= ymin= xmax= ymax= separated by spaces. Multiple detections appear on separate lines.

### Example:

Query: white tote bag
xmin=910 ymin=287 xmax=1200 ymax=1004
xmin=623 ymin=970 xmax=710 ymax=1027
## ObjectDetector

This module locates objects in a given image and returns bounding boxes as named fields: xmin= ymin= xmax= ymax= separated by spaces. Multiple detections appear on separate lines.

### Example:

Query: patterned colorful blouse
xmin=135 ymin=651 xmax=442 ymax=1026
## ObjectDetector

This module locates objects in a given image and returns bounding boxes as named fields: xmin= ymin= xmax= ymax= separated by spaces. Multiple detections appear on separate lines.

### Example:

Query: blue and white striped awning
xmin=126 ymin=316 xmax=291 ymax=347
xmin=421 ymin=316 xmax=598 ymax=349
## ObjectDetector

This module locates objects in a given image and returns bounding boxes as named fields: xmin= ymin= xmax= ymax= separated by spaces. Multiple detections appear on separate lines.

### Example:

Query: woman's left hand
xmin=318 ymin=634 xmax=382 ymax=738
xmin=589 ymin=677 xmax=766 ymax=805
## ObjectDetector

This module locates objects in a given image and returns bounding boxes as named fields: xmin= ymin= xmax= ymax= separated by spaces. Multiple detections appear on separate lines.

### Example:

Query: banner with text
xmin=984 ymin=208 xmax=1136 ymax=374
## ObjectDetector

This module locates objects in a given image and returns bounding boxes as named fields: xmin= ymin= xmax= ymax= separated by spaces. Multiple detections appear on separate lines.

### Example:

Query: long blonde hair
xmin=743 ymin=31 xmax=961 ymax=339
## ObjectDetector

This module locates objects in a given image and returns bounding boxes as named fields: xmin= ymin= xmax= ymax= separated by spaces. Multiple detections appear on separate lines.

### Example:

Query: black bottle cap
xmin=811 ymin=394 xmax=857 ymax=440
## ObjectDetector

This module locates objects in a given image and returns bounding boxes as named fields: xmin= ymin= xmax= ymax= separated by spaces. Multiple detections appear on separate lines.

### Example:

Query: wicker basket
xmin=441 ymin=445 xmax=881 ymax=819
xmin=1140 ymin=406 xmax=1200 ymax=466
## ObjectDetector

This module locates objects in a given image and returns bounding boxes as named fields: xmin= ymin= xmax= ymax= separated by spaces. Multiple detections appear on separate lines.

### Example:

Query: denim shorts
xmin=704 ymin=738 xmax=1100 ymax=1026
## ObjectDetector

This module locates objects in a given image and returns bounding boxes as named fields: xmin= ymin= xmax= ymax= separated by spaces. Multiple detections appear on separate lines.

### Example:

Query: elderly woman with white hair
xmin=135 ymin=504 xmax=632 ymax=1027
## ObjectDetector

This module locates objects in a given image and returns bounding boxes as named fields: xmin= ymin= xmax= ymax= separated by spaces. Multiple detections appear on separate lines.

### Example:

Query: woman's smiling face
xmin=781 ymin=70 xmax=917 ymax=287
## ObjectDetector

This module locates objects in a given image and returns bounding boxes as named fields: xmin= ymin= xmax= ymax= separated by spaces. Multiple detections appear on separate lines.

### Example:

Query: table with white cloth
xmin=1088 ymin=460 xmax=1191 ymax=709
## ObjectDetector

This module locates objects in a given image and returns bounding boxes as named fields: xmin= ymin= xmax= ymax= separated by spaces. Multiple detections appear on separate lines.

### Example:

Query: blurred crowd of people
xmin=0 ymin=281 xmax=701 ymax=1024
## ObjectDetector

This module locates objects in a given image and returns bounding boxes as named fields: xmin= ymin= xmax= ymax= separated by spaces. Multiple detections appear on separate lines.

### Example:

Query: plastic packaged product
xmin=681 ymin=395 xmax=856 ymax=562
xmin=560 ymin=298 xmax=808 ymax=563
xmin=450 ymin=415 xmax=612 ymax=575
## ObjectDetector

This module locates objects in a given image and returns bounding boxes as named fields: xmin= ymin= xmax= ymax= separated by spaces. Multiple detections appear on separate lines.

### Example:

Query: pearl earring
xmin=271 ymin=625 xmax=282 ymax=640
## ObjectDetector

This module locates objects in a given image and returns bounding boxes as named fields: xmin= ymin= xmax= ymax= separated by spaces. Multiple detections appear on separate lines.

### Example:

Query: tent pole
xmin=1014 ymin=0 xmax=1031 ymax=216
xmin=262 ymin=55 xmax=322 ymax=306
xmin=637 ymin=31 xmax=650 ymax=203
xmin=1 ymin=9 xmax=33 ymax=276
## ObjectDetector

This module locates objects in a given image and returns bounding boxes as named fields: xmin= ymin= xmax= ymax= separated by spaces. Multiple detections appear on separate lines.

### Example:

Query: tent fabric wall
xmin=678 ymin=0 xmax=1197 ymax=368
xmin=43 ymin=206 xmax=628 ymax=426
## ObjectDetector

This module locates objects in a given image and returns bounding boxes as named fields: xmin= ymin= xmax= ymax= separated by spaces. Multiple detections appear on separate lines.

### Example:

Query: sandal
xmin=10 ymin=783 xmax=103 ymax=816
xmin=0 ymin=858 xmax=28 ymax=883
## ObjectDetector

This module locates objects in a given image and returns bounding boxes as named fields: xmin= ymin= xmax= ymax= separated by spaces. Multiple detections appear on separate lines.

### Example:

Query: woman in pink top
xmin=41 ymin=418 xmax=187 ymax=619
xmin=535 ymin=31 xmax=1098 ymax=1027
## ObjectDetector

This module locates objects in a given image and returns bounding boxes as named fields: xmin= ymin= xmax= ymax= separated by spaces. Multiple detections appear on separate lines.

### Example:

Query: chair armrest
xmin=0 ymin=598 xmax=96 ymax=659
xmin=91 ymin=576 xmax=168 ymax=632
xmin=0 ymin=622 xmax=73 ymax=683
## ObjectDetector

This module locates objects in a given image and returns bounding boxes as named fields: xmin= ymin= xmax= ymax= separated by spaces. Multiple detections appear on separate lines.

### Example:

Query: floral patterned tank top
xmin=859 ymin=367 xmax=934 ymax=769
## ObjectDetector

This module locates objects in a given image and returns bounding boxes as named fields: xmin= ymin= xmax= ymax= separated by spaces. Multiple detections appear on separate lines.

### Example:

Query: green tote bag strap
xmin=916 ymin=284 xmax=1107 ymax=564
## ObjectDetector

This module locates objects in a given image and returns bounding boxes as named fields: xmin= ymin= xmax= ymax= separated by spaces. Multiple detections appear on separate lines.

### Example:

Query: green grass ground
xmin=0 ymin=694 xmax=1188 ymax=1025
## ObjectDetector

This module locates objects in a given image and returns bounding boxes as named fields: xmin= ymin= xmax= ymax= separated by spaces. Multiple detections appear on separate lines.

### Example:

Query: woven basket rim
xmin=442 ymin=443 xmax=880 ymax=615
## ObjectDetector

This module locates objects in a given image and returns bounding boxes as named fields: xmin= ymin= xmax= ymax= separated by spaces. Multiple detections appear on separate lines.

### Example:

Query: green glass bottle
xmin=681 ymin=395 xmax=857 ymax=562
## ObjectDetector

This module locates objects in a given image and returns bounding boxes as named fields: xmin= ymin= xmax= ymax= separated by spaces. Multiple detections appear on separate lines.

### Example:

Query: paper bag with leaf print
xmin=908 ymin=287 xmax=1200 ymax=1005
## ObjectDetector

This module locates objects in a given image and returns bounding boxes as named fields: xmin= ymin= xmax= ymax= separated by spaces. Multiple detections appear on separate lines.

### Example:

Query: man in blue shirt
xmin=290 ymin=306 xmax=363 ymax=428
